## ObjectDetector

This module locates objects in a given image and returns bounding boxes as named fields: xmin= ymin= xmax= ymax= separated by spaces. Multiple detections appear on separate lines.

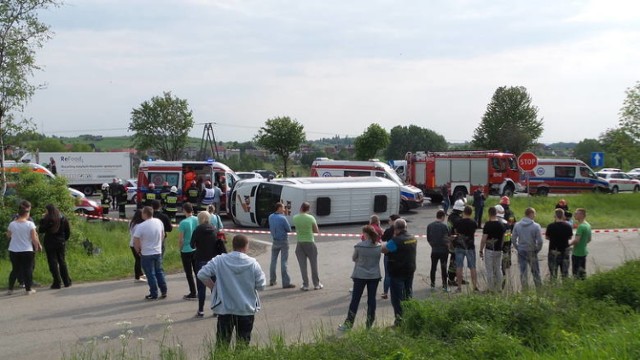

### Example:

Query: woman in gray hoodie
xmin=338 ymin=225 xmax=382 ymax=331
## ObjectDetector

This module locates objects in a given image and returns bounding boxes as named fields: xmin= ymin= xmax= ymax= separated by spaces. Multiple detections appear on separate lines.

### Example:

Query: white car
xmin=236 ymin=172 xmax=264 ymax=180
xmin=69 ymin=188 xmax=103 ymax=217
xmin=627 ymin=168 xmax=640 ymax=179
xmin=124 ymin=179 xmax=137 ymax=203
xmin=596 ymin=172 xmax=640 ymax=193
xmin=599 ymin=168 xmax=623 ymax=173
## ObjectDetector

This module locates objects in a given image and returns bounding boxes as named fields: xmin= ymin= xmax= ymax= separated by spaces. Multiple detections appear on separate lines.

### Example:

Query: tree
xmin=619 ymin=81 xmax=640 ymax=142
xmin=128 ymin=91 xmax=194 ymax=160
xmin=0 ymin=0 xmax=60 ymax=197
xmin=472 ymin=86 xmax=544 ymax=155
xmin=254 ymin=116 xmax=305 ymax=176
xmin=599 ymin=128 xmax=640 ymax=169
xmin=385 ymin=125 xmax=448 ymax=160
xmin=354 ymin=123 xmax=389 ymax=160
xmin=224 ymin=154 xmax=263 ymax=172
xmin=573 ymin=138 xmax=603 ymax=165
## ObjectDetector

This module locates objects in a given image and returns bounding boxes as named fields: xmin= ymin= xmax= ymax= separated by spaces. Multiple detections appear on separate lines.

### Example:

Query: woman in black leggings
xmin=7 ymin=202 xmax=42 ymax=295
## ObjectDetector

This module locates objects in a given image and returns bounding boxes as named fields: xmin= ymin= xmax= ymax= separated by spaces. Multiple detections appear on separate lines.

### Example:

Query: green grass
xmin=489 ymin=192 xmax=640 ymax=229
xmin=0 ymin=220 xmax=184 ymax=288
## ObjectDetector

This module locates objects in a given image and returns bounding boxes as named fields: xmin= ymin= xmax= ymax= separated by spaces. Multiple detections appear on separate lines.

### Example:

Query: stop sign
xmin=518 ymin=152 xmax=538 ymax=171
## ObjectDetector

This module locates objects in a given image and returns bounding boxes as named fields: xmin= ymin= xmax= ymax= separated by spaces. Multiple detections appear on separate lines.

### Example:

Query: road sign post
xmin=518 ymin=152 xmax=538 ymax=202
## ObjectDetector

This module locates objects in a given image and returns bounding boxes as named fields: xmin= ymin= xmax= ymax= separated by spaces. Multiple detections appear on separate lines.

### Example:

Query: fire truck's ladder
xmin=425 ymin=150 xmax=500 ymax=157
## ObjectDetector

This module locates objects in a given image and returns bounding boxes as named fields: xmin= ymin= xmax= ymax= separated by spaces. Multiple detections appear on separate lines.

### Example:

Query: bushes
xmin=573 ymin=260 xmax=640 ymax=311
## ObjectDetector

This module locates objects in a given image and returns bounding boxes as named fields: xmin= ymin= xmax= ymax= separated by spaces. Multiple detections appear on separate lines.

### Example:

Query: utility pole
xmin=198 ymin=122 xmax=220 ymax=160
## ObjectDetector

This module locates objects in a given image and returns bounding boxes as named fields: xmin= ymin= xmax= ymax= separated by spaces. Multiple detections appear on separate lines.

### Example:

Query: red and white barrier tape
xmin=76 ymin=214 xmax=639 ymax=237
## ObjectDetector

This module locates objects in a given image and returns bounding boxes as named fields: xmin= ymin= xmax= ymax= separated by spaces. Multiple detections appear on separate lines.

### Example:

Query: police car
xmin=596 ymin=172 xmax=640 ymax=193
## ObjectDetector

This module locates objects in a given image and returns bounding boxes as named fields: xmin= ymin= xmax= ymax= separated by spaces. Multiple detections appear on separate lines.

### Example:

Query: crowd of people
xmin=6 ymin=188 xmax=594 ymax=349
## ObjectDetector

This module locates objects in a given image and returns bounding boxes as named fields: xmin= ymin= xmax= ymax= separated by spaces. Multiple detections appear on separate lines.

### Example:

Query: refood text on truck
xmin=20 ymin=151 xmax=132 ymax=196
xmin=136 ymin=160 xmax=238 ymax=213
xmin=230 ymin=176 xmax=401 ymax=227
xmin=394 ymin=150 xmax=521 ymax=203
xmin=524 ymin=158 xmax=609 ymax=195
xmin=310 ymin=158 xmax=424 ymax=213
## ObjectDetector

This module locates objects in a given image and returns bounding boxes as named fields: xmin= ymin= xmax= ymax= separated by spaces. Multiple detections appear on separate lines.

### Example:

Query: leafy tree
xmin=0 ymin=0 xmax=60 ymax=197
xmin=385 ymin=125 xmax=448 ymax=160
xmin=224 ymin=154 xmax=263 ymax=172
xmin=472 ymin=86 xmax=544 ymax=155
xmin=599 ymin=128 xmax=640 ymax=169
xmin=300 ymin=149 xmax=327 ymax=167
xmin=0 ymin=167 xmax=75 ymax=257
xmin=71 ymin=143 xmax=93 ymax=152
xmin=254 ymin=116 xmax=305 ymax=176
xmin=619 ymin=81 xmax=640 ymax=142
xmin=573 ymin=138 xmax=603 ymax=165
xmin=128 ymin=91 xmax=195 ymax=160
xmin=33 ymin=137 xmax=66 ymax=152
xmin=354 ymin=123 xmax=389 ymax=160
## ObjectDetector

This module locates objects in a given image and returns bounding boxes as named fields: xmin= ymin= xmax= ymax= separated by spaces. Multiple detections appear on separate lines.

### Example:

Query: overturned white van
xmin=229 ymin=177 xmax=401 ymax=228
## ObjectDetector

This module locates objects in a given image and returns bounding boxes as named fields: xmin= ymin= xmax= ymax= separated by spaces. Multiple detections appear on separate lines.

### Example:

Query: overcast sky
xmin=23 ymin=0 xmax=640 ymax=144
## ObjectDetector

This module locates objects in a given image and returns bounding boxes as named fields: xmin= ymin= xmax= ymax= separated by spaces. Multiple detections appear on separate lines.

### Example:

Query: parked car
xmin=627 ymin=168 xmax=640 ymax=179
xmin=599 ymin=168 xmax=623 ymax=173
xmin=124 ymin=179 xmax=137 ymax=203
xmin=69 ymin=188 xmax=103 ymax=218
xmin=595 ymin=172 xmax=640 ymax=193
xmin=253 ymin=169 xmax=277 ymax=179
xmin=236 ymin=172 xmax=264 ymax=180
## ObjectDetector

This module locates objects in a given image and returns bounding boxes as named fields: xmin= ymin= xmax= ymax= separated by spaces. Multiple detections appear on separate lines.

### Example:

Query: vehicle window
xmin=375 ymin=172 xmax=386 ymax=178
xmin=508 ymin=158 xmax=518 ymax=170
xmin=316 ymin=197 xmax=331 ymax=216
xmin=555 ymin=166 xmax=575 ymax=178
xmin=148 ymin=172 xmax=180 ymax=187
xmin=580 ymin=167 xmax=597 ymax=179
xmin=344 ymin=170 xmax=370 ymax=177
xmin=492 ymin=158 xmax=500 ymax=170
xmin=373 ymin=195 xmax=388 ymax=213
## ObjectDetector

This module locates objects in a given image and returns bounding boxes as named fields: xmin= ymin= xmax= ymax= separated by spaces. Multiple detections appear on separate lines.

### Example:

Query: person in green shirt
xmin=292 ymin=202 xmax=322 ymax=291
xmin=569 ymin=208 xmax=591 ymax=280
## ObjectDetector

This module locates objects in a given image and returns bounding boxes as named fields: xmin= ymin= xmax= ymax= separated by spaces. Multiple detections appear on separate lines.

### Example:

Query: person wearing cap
xmin=145 ymin=183 xmax=157 ymax=207
xmin=479 ymin=206 xmax=506 ymax=292
xmin=499 ymin=196 xmax=514 ymax=222
xmin=116 ymin=179 xmax=128 ymax=219
xmin=446 ymin=199 xmax=467 ymax=286
xmin=494 ymin=204 xmax=513 ymax=289
xmin=100 ymin=183 xmax=111 ymax=216
xmin=545 ymin=208 xmax=573 ymax=281
xmin=164 ymin=186 xmax=179 ymax=224
xmin=512 ymin=208 xmax=543 ymax=289
xmin=186 ymin=180 xmax=200 ymax=206
xmin=159 ymin=182 xmax=171 ymax=209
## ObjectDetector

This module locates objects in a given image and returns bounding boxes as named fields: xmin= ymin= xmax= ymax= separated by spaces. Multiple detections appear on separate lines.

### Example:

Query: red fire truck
xmin=400 ymin=150 xmax=521 ymax=202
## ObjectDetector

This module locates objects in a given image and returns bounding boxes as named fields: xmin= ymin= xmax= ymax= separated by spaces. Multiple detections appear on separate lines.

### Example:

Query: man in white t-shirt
xmin=133 ymin=206 xmax=167 ymax=300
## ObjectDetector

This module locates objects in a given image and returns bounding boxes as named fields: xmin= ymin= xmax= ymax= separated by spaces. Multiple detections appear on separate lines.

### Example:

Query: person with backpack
xmin=39 ymin=204 xmax=72 ymax=289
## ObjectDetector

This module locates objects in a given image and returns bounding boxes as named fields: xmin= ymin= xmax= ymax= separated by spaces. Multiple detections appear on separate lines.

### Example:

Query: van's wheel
xmin=82 ymin=186 xmax=94 ymax=196
xmin=611 ymin=186 xmax=619 ymax=194
xmin=536 ymin=187 xmax=549 ymax=196
xmin=634 ymin=185 xmax=639 ymax=193
xmin=502 ymin=185 xmax=514 ymax=197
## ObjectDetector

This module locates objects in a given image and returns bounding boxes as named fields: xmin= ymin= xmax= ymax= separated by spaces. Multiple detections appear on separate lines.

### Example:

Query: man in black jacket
xmin=382 ymin=218 xmax=417 ymax=326
xmin=151 ymin=200 xmax=173 ymax=255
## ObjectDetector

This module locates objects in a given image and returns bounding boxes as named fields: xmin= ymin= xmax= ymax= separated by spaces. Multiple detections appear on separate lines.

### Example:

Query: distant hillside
xmin=547 ymin=142 xmax=577 ymax=150
xmin=61 ymin=135 xmax=202 ymax=152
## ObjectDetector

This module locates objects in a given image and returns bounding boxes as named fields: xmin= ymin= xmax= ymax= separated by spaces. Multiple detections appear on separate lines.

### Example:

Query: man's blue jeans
xmin=389 ymin=274 xmax=414 ymax=326
xmin=141 ymin=254 xmax=167 ymax=298
xmin=270 ymin=241 xmax=291 ymax=286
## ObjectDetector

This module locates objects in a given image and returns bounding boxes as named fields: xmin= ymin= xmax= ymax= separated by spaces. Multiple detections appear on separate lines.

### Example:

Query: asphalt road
xmin=2 ymin=204 xmax=639 ymax=359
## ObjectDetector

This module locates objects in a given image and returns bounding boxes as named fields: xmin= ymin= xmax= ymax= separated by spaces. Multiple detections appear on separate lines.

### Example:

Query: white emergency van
xmin=526 ymin=158 xmax=609 ymax=195
xmin=230 ymin=177 xmax=401 ymax=228
xmin=310 ymin=159 xmax=423 ymax=212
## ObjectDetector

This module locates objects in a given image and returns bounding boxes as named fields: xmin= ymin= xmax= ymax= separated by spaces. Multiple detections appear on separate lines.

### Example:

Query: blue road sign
xmin=591 ymin=152 xmax=604 ymax=167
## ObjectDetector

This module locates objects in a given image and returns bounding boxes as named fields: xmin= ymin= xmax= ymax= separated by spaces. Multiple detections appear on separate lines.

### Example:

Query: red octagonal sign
xmin=518 ymin=152 xmax=538 ymax=171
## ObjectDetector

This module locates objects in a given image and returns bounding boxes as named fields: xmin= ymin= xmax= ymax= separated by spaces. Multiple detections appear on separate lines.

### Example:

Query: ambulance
xmin=136 ymin=160 xmax=238 ymax=213
xmin=310 ymin=159 xmax=423 ymax=212
xmin=230 ymin=176 xmax=401 ymax=228
xmin=525 ymin=158 xmax=609 ymax=195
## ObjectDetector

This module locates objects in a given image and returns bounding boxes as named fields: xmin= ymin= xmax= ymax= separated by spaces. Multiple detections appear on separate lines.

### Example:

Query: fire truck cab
xmin=404 ymin=150 xmax=521 ymax=203
xmin=136 ymin=160 xmax=238 ymax=213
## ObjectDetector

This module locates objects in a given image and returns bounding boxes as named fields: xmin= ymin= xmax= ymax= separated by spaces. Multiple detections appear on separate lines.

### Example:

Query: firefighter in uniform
xmin=165 ymin=186 xmax=179 ymax=223
xmin=145 ymin=183 xmax=157 ymax=207
xmin=117 ymin=179 xmax=128 ymax=219
xmin=100 ymin=183 xmax=111 ymax=217
xmin=160 ymin=181 xmax=171 ymax=209
xmin=186 ymin=180 xmax=200 ymax=207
